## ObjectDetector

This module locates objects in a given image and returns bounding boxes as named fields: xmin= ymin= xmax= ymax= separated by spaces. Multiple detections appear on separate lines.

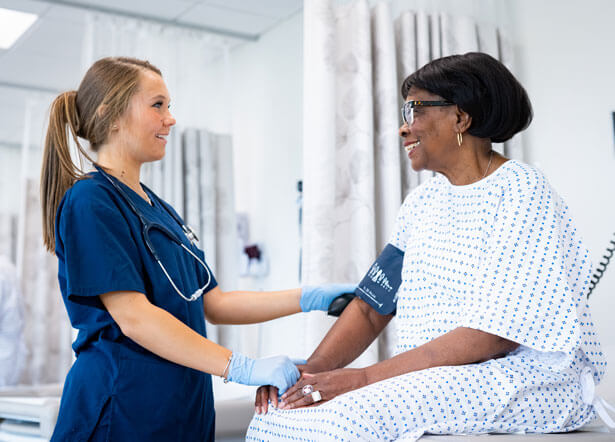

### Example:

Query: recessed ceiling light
xmin=0 ymin=7 xmax=38 ymax=49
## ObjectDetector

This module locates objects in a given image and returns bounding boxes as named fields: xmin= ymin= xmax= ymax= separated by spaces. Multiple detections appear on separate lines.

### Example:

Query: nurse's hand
xmin=300 ymin=283 xmax=356 ymax=312
xmin=227 ymin=353 xmax=300 ymax=395
xmin=254 ymin=360 xmax=311 ymax=414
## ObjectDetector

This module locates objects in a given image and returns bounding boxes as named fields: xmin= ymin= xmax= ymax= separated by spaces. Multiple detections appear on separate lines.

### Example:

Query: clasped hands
xmin=254 ymin=363 xmax=367 ymax=415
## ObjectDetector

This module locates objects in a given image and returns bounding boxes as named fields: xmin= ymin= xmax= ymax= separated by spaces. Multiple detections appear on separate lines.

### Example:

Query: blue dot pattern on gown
xmin=246 ymin=160 xmax=606 ymax=441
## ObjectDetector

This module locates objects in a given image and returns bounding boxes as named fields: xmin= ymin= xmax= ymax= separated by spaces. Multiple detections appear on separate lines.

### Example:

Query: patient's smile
xmin=404 ymin=140 xmax=420 ymax=153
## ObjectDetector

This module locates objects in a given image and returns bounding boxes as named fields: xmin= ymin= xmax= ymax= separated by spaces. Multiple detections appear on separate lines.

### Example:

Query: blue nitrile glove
xmin=300 ymin=283 xmax=356 ymax=312
xmin=227 ymin=352 xmax=300 ymax=395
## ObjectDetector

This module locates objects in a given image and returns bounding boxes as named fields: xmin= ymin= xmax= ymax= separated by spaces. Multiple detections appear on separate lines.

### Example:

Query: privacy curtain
xmin=17 ymin=180 xmax=72 ymax=384
xmin=302 ymin=0 xmax=523 ymax=363
xmin=142 ymin=129 xmax=241 ymax=348
xmin=11 ymin=97 xmax=74 ymax=385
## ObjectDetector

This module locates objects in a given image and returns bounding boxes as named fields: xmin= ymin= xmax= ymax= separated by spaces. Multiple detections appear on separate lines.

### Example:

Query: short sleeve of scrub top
xmin=58 ymin=181 xmax=146 ymax=305
xmin=55 ymin=178 xmax=149 ymax=353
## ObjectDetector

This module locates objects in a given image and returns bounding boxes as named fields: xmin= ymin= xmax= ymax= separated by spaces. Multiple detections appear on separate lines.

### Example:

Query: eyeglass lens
xmin=401 ymin=102 xmax=414 ymax=126
xmin=401 ymin=101 xmax=453 ymax=126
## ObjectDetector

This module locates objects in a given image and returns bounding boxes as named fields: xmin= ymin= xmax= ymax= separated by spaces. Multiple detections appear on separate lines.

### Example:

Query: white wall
xmin=206 ymin=12 xmax=305 ymax=358
xmin=227 ymin=12 xmax=304 ymax=293
xmin=198 ymin=11 xmax=303 ymax=296
xmin=511 ymin=0 xmax=615 ymax=345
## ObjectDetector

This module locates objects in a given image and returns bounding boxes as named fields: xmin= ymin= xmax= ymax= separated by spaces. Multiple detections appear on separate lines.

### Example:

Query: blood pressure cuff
xmin=355 ymin=243 xmax=404 ymax=315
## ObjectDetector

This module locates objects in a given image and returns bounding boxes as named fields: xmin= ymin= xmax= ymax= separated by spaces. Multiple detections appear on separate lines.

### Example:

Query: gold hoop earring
xmin=457 ymin=132 xmax=463 ymax=147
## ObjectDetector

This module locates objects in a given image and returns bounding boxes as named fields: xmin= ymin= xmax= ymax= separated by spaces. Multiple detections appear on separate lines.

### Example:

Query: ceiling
xmin=0 ymin=0 xmax=303 ymax=146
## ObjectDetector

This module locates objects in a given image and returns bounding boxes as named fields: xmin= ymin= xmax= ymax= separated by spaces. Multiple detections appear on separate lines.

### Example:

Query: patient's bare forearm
xmin=307 ymin=298 xmax=392 ymax=372
xmin=364 ymin=327 xmax=519 ymax=385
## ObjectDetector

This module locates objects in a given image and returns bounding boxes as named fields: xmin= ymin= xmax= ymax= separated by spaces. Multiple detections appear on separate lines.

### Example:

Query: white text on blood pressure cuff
xmin=355 ymin=243 xmax=403 ymax=315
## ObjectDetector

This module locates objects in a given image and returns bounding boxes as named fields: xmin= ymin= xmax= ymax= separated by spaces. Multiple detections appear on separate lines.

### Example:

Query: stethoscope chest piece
xmin=182 ymin=224 xmax=199 ymax=246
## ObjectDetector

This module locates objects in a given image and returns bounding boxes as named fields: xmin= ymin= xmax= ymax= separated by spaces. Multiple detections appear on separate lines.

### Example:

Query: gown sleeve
xmin=58 ymin=183 xmax=147 ymax=309
xmin=460 ymin=169 xmax=592 ymax=354
xmin=388 ymin=193 xmax=416 ymax=252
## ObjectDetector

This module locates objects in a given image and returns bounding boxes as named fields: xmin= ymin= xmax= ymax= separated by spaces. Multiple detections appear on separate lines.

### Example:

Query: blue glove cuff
xmin=300 ymin=286 xmax=316 ymax=312
xmin=300 ymin=284 xmax=356 ymax=312
xmin=226 ymin=352 xmax=254 ymax=385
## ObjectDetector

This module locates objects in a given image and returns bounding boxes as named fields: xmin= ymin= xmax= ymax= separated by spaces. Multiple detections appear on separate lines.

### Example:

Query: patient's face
xmin=399 ymin=86 xmax=457 ymax=173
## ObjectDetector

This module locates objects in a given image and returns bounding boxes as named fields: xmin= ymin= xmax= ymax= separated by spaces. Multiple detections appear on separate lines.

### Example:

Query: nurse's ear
xmin=96 ymin=104 xmax=121 ymax=136
xmin=96 ymin=104 xmax=109 ymax=124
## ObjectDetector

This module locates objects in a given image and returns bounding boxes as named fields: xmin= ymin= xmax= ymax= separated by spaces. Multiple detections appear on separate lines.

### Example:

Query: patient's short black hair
xmin=400 ymin=52 xmax=533 ymax=143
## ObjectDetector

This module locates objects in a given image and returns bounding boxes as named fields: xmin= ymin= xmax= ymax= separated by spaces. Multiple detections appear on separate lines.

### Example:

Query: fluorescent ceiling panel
xmin=0 ymin=7 xmax=38 ymax=49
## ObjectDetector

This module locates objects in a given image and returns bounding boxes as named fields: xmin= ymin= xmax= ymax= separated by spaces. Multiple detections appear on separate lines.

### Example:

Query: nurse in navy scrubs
xmin=40 ymin=56 xmax=351 ymax=441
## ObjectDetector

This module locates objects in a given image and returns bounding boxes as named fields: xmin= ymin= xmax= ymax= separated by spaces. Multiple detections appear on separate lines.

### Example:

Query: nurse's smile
xmin=155 ymin=133 xmax=168 ymax=145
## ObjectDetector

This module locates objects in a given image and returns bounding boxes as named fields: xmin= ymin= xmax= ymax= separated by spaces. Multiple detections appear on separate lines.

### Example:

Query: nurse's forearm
xmin=101 ymin=291 xmax=232 ymax=377
xmin=204 ymin=287 xmax=302 ymax=324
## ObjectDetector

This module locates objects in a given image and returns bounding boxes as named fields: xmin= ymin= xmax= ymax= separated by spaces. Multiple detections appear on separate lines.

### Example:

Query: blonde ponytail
xmin=40 ymin=91 xmax=92 ymax=252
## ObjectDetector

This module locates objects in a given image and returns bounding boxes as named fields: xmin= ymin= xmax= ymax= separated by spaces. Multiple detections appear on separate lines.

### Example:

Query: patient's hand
xmin=279 ymin=368 xmax=367 ymax=410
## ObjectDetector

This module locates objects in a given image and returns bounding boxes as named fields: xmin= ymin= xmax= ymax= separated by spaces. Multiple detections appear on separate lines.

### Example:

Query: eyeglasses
xmin=401 ymin=100 xmax=454 ymax=126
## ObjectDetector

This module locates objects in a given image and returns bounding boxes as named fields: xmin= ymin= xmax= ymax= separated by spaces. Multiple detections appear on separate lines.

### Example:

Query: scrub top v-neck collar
xmin=96 ymin=170 xmax=157 ymax=210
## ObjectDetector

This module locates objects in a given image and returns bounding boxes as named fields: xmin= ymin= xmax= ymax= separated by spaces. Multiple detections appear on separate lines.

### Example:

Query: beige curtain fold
xmin=17 ymin=179 xmax=72 ymax=384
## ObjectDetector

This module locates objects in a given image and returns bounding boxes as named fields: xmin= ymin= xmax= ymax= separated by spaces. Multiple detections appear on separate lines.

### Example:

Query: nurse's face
xmin=117 ymin=69 xmax=176 ymax=163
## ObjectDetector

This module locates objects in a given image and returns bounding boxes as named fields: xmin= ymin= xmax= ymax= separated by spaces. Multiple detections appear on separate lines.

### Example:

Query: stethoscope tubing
xmin=94 ymin=165 xmax=212 ymax=302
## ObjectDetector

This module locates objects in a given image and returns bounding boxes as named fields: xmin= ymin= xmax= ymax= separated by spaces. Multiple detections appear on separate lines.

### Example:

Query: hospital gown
xmin=247 ymin=160 xmax=606 ymax=441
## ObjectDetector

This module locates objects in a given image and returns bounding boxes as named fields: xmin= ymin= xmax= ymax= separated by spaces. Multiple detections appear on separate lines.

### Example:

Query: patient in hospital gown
xmin=247 ymin=53 xmax=607 ymax=441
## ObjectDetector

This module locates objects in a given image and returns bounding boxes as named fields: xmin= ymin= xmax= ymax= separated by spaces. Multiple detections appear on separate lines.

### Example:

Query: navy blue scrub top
xmin=51 ymin=171 xmax=218 ymax=442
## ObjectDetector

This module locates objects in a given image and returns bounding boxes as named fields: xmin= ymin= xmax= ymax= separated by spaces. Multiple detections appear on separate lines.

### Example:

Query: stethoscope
xmin=95 ymin=165 xmax=211 ymax=302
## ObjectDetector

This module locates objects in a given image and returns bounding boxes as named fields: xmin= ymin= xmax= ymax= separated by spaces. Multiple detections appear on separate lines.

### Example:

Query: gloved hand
xmin=300 ymin=283 xmax=356 ymax=312
xmin=227 ymin=352 xmax=300 ymax=395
